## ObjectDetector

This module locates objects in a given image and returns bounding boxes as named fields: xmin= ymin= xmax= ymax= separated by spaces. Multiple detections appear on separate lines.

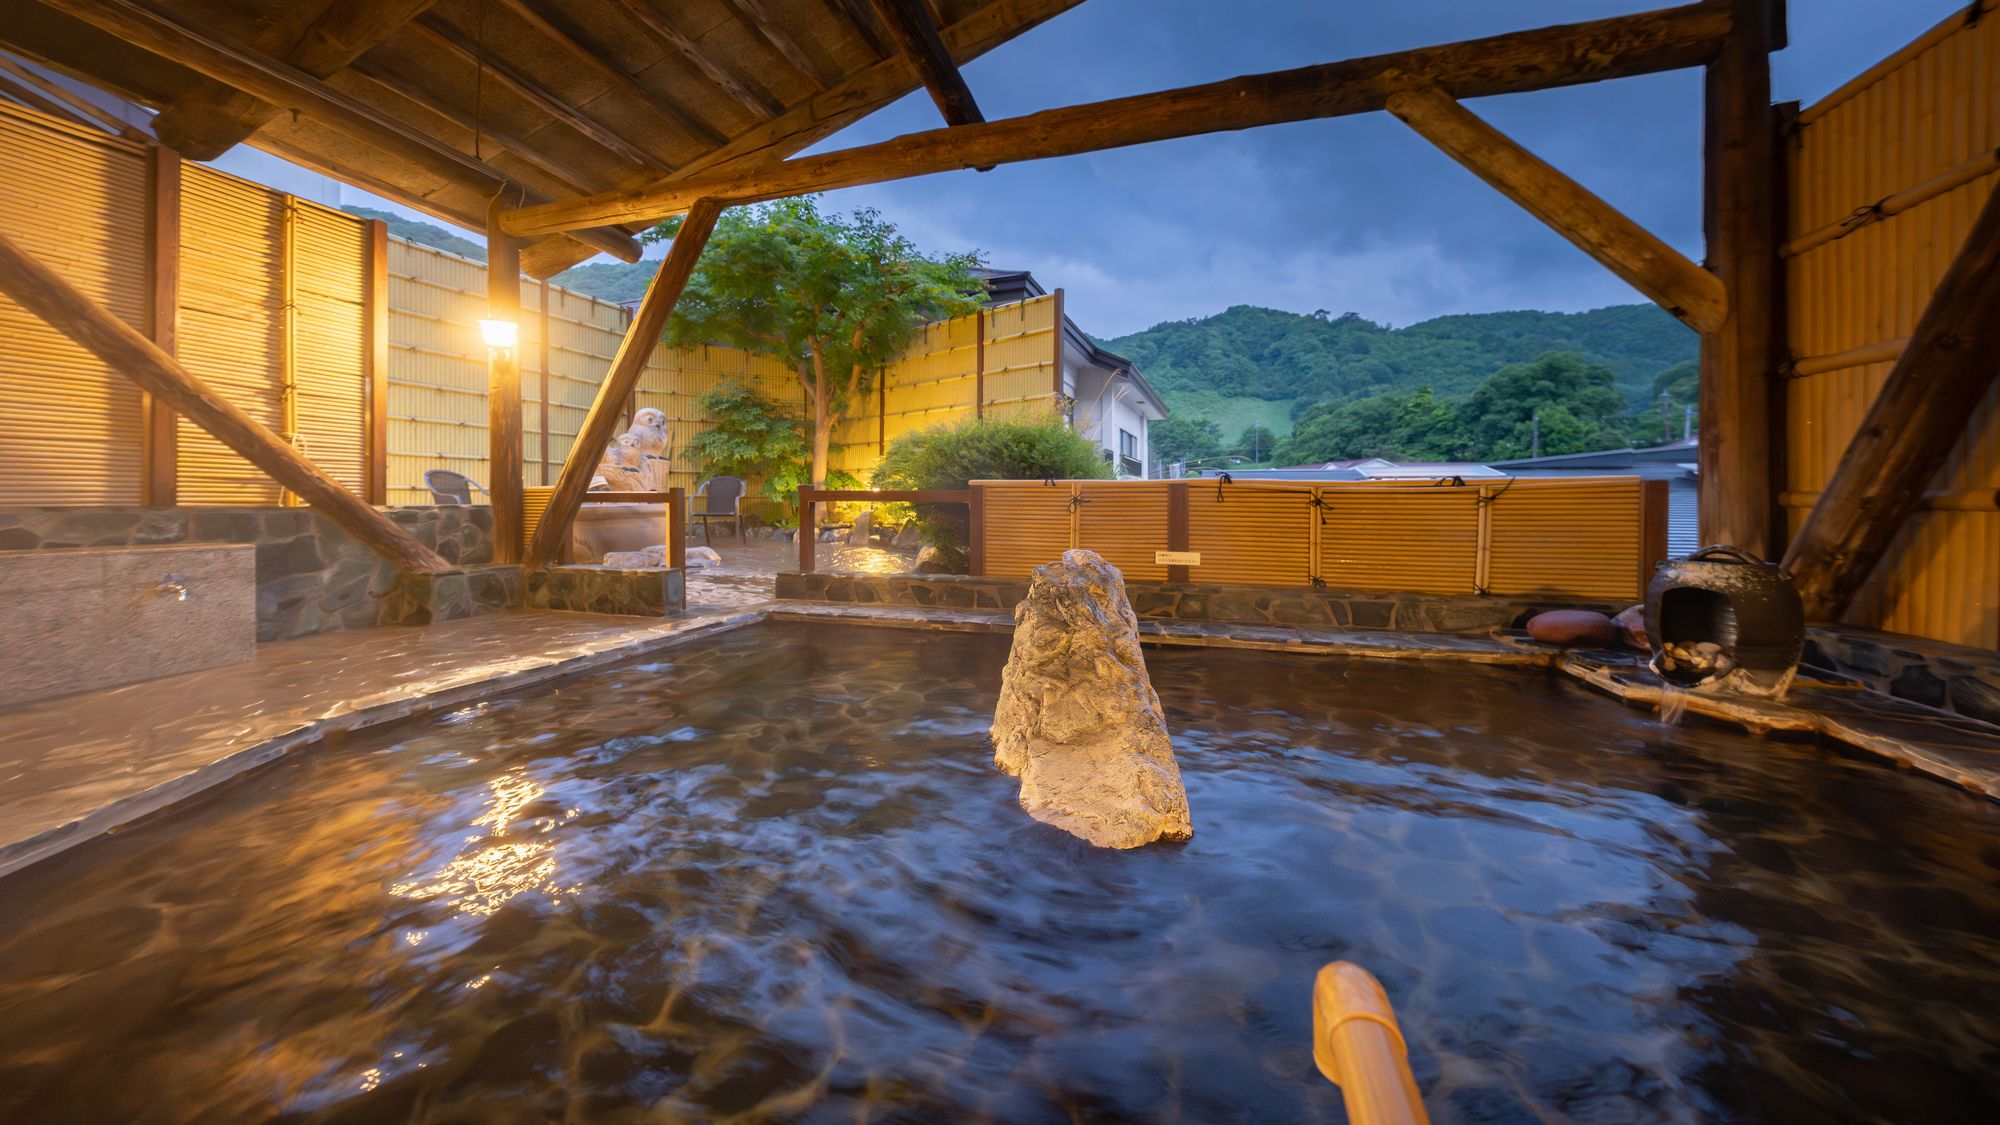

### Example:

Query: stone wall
xmin=775 ymin=571 xmax=1620 ymax=635
xmin=526 ymin=565 xmax=685 ymax=617
xmin=0 ymin=506 xmax=497 ymax=642
xmin=1805 ymin=626 xmax=2000 ymax=726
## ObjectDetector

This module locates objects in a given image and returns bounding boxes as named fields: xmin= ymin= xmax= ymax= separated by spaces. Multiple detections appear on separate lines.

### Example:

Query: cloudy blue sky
xmin=774 ymin=0 xmax=1965 ymax=339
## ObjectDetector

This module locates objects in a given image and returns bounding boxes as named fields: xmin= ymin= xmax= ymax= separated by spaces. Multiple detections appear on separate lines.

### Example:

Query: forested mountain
xmin=1106 ymin=303 xmax=1695 ymax=409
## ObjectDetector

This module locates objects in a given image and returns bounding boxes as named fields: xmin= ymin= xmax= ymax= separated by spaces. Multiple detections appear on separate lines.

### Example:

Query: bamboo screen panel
xmin=386 ymin=240 xmax=490 ymax=504
xmin=980 ymin=295 xmax=1059 ymax=418
xmin=978 ymin=478 xmax=1654 ymax=600
xmin=1186 ymin=482 xmax=1315 ymax=587
xmin=979 ymin=481 xmax=1076 ymax=578
xmin=289 ymin=202 xmax=370 ymax=495
xmin=0 ymin=101 xmax=147 ymax=504
xmin=1077 ymin=481 xmax=1172 ymax=582
xmin=1318 ymin=485 xmax=1481 ymax=595
xmin=1486 ymin=479 xmax=1644 ymax=601
xmin=637 ymin=344 xmax=800 ymax=494
xmin=176 ymin=165 xmax=285 ymax=506
xmin=1784 ymin=9 xmax=2000 ymax=647
xmin=539 ymin=287 xmax=623 ymax=491
xmin=519 ymin=282 xmax=550 ymax=484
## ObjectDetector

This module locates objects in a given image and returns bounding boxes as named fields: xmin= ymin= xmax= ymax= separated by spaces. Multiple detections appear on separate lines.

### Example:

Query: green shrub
xmin=686 ymin=381 xmax=858 ymax=528
xmin=872 ymin=413 xmax=1110 ymax=546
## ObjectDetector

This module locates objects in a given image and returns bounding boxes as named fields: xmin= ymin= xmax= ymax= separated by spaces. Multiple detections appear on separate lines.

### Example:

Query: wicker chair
xmin=693 ymin=476 xmax=746 ymax=545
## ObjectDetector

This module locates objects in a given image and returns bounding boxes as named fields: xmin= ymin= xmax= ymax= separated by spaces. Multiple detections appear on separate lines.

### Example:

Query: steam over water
xmin=1 ymin=623 xmax=1997 ymax=1122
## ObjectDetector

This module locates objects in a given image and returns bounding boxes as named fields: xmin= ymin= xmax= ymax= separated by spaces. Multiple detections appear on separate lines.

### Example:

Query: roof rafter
xmin=490 ymin=0 xmax=727 ymax=148
xmin=868 ymin=0 xmax=984 ymax=126
xmin=409 ymin=15 xmax=676 ymax=175
xmin=608 ymin=0 xmax=782 ymax=120
xmin=34 ymin=0 xmax=643 ymax=264
xmin=716 ymin=0 xmax=834 ymax=89
xmin=502 ymin=0 xmax=1734 ymax=237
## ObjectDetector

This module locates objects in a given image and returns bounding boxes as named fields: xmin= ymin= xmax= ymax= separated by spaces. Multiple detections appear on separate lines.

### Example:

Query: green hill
xmin=1102 ymin=303 xmax=1697 ymax=440
xmin=339 ymin=206 xmax=657 ymax=302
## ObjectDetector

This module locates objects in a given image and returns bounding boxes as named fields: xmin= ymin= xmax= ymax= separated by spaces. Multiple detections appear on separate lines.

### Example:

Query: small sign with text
xmin=1154 ymin=551 xmax=1201 ymax=567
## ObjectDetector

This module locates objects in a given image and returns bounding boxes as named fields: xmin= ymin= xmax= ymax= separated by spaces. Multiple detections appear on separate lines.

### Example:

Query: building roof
xmin=4 ymin=1 xmax=1078 ymax=277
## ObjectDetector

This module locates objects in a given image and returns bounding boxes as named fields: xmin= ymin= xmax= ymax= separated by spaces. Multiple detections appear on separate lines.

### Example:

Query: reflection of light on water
xmin=390 ymin=769 xmax=577 ymax=917
xmin=825 ymin=546 xmax=918 ymax=575
xmin=359 ymin=1067 xmax=381 ymax=1092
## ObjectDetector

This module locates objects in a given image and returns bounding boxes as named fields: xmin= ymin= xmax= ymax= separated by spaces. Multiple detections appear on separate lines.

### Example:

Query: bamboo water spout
xmin=1313 ymin=962 xmax=1429 ymax=1125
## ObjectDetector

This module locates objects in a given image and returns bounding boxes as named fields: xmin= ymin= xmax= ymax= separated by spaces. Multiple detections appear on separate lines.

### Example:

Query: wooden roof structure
xmin=1 ymin=0 xmax=1077 ymax=276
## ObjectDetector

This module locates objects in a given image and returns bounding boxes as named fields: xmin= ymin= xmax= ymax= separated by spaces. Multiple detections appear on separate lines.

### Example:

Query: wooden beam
xmin=0 ymin=230 xmax=450 ymax=572
xmin=502 ymin=1 xmax=1734 ymax=236
xmin=491 ymin=0 xmax=727 ymax=147
xmin=345 ymin=59 xmax=602 ymax=196
xmin=408 ymin=15 xmax=677 ymax=175
xmin=40 ymin=0 xmax=504 ymax=193
xmin=1697 ymin=0 xmax=1782 ymax=557
xmin=717 ymin=0 xmax=833 ymax=89
xmin=142 ymin=144 xmax=179 ymax=506
xmin=523 ymin=198 xmax=724 ymax=570
xmin=509 ymin=0 xmax=1083 ymax=278
xmin=1782 ymin=179 xmax=2000 ymax=620
xmin=0 ymin=54 xmax=152 ymax=142
xmin=1385 ymin=86 xmax=1726 ymax=333
xmin=29 ymin=2 xmax=646 ymax=268
xmin=488 ymin=204 xmax=525 ymax=563
xmin=868 ymin=0 xmax=985 ymax=126
xmin=149 ymin=0 xmax=437 ymax=160
xmin=608 ymin=0 xmax=782 ymax=119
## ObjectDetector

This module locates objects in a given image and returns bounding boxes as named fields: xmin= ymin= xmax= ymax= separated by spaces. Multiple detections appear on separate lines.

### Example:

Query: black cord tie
xmin=1213 ymin=472 xmax=1232 ymax=502
xmin=1307 ymin=492 xmax=1336 ymax=525
xmin=1434 ymin=474 xmax=1466 ymax=487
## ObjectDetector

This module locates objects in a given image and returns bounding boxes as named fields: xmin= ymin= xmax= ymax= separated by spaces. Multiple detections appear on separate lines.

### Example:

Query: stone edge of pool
xmin=6 ymin=602 xmax=1997 ymax=881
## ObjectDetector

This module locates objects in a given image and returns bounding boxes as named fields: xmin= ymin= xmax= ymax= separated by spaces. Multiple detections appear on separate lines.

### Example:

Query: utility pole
xmin=1531 ymin=410 xmax=1541 ymax=458
xmin=1659 ymin=390 xmax=1672 ymax=443
xmin=1683 ymin=404 xmax=1694 ymax=441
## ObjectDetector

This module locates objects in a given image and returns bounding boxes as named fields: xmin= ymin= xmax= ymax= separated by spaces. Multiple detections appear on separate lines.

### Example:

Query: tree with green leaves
xmin=1231 ymin=422 xmax=1279 ymax=463
xmin=682 ymin=381 xmax=859 ymax=527
xmin=1148 ymin=415 xmax=1225 ymax=468
xmin=648 ymin=198 xmax=983 ymax=493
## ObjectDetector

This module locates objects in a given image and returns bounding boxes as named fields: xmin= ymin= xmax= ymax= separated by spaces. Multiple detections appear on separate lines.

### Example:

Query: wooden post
xmin=523 ymin=198 xmax=723 ymax=571
xmin=365 ymin=218 xmax=389 ymax=505
xmin=0 ymin=230 xmax=451 ymax=572
xmin=1698 ymin=0 xmax=1782 ymax=557
xmin=974 ymin=309 xmax=986 ymax=418
xmin=1166 ymin=481 xmax=1190 ymax=583
xmin=1640 ymin=479 xmax=1670 ymax=597
xmin=1783 ymin=178 xmax=2000 ymax=620
xmin=798 ymin=487 xmax=818 ymax=573
xmin=1051 ymin=286 xmax=1065 ymax=401
xmin=142 ymin=144 xmax=179 ymax=507
xmin=487 ymin=202 xmax=525 ymax=563
xmin=667 ymin=486 xmax=687 ymax=572
xmin=538 ymin=278 xmax=552 ymax=485
xmin=968 ymin=483 xmax=985 ymax=576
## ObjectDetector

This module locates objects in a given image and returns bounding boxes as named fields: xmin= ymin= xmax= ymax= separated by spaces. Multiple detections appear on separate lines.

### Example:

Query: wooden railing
xmin=796 ymin=488 xmax=977 ymax=573
xmin=523 ymin=485 xmax=685 ymax=569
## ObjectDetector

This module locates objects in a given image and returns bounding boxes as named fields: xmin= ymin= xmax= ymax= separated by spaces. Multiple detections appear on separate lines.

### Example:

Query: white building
xmin=976 ymin=269 xmax=1169 ymax=478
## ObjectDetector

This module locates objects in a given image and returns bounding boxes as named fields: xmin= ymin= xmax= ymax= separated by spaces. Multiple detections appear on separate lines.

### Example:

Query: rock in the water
xmin=1612 ymin=604 xmax=1649 ymax=650
xmin=893 ymin=522 xmax=924 ymax=549
xmin=848 ymin=509 xmax=874 ymax=545
xmin=991 ymin=549 xmax=1193 ymax=849
xmin=1526 ymin=609 xmax=1617 ymax=647
xmin=685 ymin=546 xmax=722 ymax=568
xmin=914 ymin=543 xmax=968 ymax=575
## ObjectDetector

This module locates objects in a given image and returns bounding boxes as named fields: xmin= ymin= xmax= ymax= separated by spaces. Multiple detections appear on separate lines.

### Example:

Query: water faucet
xmin=157 ymin=573 xmax=190 ymax=602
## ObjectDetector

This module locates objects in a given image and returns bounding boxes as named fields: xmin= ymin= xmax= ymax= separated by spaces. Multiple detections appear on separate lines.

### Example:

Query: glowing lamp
xmin=478 ymin=318 xmax=519 ymax=351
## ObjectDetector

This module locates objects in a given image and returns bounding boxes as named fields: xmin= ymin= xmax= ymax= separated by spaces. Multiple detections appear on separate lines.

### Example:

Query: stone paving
xmin=0 ymin=608 xmax=763 ymax=878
